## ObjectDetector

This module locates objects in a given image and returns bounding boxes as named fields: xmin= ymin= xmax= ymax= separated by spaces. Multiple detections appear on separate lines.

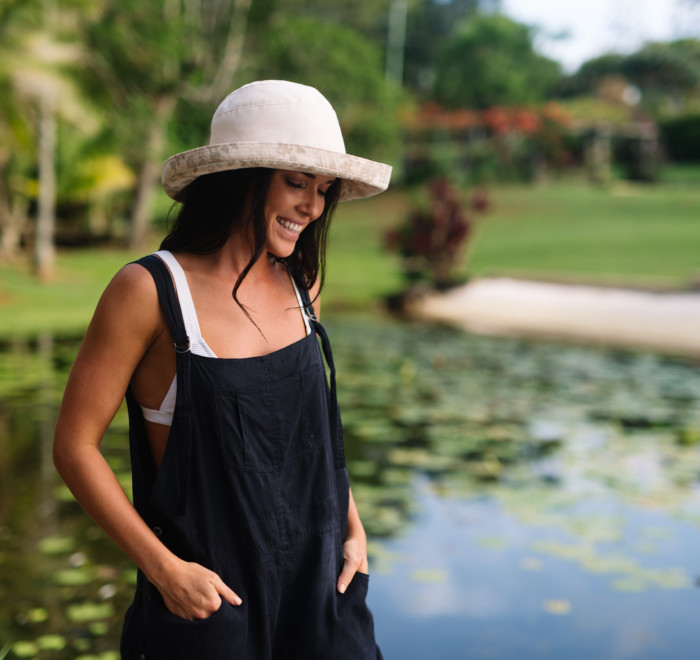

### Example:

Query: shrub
xmin=659 ymin=114 xmax=700 ymax=162
xmin=384 ymin=178 xmax=487 ymax=288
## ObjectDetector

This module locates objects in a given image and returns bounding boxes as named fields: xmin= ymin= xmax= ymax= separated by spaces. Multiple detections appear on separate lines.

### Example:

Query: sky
xmin=502 ymin=0 xmax=700 ymax=72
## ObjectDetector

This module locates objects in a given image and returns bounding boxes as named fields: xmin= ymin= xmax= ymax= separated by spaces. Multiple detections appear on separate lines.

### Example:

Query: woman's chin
xmin=266 ymin=246 xmax=295 ymax=260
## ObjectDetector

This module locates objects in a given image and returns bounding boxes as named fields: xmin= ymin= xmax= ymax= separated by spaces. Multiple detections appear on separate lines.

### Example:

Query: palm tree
xmin=0 ymin=1 xmax=96 ymax=278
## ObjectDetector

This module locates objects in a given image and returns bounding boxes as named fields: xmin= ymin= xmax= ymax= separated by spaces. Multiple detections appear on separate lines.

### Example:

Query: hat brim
xmin=162 ymin=142 xmax=392 ymax=202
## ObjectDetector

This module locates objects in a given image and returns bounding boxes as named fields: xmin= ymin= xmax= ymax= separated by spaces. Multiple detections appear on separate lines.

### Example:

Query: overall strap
xmin=294 ymin=273 xmax=345 ymax=469
xmin=134 ymin=255 xmax=189 ymax=351
xmin=133 ymin=254 xmax=193 ymax=513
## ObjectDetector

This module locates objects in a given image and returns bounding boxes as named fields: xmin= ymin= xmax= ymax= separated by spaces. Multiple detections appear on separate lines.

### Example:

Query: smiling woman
xmin=52 ymin=80 xmax=391 ymax=660
xmin=266 ymin=170 xmax=338 ymax=255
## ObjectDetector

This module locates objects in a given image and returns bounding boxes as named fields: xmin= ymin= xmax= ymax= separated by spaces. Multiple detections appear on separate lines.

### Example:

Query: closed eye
xmin=286 ymin=177 xmax=332 ymax=198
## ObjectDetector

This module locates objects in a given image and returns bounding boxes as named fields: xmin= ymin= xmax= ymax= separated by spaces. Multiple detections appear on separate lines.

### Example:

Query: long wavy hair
xmin=160 ymin=168 xmax=341 ymax=322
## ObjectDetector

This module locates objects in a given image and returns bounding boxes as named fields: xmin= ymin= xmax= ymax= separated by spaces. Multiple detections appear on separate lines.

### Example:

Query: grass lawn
xmin=1 ymin=173 xmax=698 ymax=338
xmin=0 ymin=247 xmax=150 ymax=339
xmin=468 ymin=179 xmax=700 ymax=289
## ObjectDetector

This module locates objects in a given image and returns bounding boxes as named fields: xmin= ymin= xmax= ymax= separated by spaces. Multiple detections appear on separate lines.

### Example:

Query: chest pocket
xmin=214 ymin=365 xmax=322 ymax=473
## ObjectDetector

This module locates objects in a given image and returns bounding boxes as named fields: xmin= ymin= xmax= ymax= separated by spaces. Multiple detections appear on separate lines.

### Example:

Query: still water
xmin=0 ymin=316 xmax=699 ymax=659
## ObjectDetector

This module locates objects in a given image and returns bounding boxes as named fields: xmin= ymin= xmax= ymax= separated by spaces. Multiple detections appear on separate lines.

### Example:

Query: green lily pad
xmin=37 ymin=535 xmax=76 ymax=555
xmin=410 ymin=568 xmax=449 ymax=583
xmin=66 ymin=602 xmax=114 ymax=623
xmin=54 ymin=567 xmax=97 ymax=586
xmin=11 ymin=641 xmax=38 ymax=658
xmin=24 ymin=608 xmax=49 ymax=623
xmin=36 ymin=635 xmax=67 ymax=651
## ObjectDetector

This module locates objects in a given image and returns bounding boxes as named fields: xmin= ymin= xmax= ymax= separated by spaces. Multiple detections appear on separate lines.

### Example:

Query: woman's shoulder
xmin=92 ymin=260 xmax=163 ymax=332
xmin=108 ymin=260 xmax=160 ymax=300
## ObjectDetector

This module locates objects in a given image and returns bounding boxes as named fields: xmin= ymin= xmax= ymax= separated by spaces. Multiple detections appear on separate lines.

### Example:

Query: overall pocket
xmin=215 ymin=369 xmax=317 ymax=473
xmin=329 ymin=572 xmax=379 ymax=659
xmin=142 ymin=594 xmax=248 ymax=660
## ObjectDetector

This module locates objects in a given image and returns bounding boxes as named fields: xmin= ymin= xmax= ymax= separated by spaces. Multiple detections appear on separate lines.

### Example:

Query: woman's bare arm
xmin=337 ymin=488 xmax=369 ymax=593
xmin=53 ymin=264 xmax=240 ymax=619
xmin=310 ymin=281 xmax=369 ymax=592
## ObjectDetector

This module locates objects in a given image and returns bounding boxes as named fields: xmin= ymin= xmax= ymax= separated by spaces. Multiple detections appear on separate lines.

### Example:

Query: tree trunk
xmin=128 ymin=95 xmax=175 ymax=250
xmin=182 ymin=0 xmax=252 ymax=105
xmin=0 ymin=164 xmax=26 ymax=259
xmin=34 ymin=94 xmax=56 ymax=281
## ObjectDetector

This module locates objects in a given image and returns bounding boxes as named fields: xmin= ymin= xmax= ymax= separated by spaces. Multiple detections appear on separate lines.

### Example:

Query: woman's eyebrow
xmin=303 ymin=173 xmax=338 ymax=183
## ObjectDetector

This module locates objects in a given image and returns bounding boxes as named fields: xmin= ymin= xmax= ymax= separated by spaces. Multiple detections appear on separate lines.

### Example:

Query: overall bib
xmin=120 ymin=255 xmax=382 ymax=659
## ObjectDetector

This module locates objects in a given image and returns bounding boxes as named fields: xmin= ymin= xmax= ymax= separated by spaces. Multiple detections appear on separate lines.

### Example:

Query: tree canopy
xmin=1 ymin=0 xmax=699 ymax=271
xmin=433 ymin=13 xmax=562 ymax=109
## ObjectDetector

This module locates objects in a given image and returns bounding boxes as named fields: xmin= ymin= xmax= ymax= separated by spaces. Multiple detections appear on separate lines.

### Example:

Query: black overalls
xmin=120 ymin=255 xmax=382 ymax=659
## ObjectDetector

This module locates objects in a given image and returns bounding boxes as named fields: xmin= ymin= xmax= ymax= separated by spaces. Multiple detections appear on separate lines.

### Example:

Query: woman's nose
xmin=301 ymin=189 xmax=324 ymax=219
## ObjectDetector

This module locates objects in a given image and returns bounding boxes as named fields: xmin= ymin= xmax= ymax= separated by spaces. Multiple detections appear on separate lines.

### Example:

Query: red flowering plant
xmin=384 ymin=178 xmax=487 ymax=289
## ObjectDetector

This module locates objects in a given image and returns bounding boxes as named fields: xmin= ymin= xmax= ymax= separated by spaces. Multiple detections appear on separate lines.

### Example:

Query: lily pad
xmin=36 ymin=635 xmax=67 ymax=651
xmin=410 ymin=568 xmax=449 ymax=583
xmin=54 ymin=567 xmax=97 ymax=586
xmin=24 ymin=608 xmax=49 ymax=623
xmin=543 ymin=599 xmax=572 ymax=615
xmin=11 ymin=642 xmax=38 ymax=658
xmin=37 ymin=535 xmax=76 ymax=555
xmin=66 ymin=602 xmax=114 ymax=623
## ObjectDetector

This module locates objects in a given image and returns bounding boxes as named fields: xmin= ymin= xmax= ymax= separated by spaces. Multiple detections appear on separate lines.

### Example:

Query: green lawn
xmin=1 ymin=174 xmax=699 ymax=338
xmin=468 ymin=180 xmax=700 ymax=288
xmin=0 ymin=248 xmax=149 ymax=338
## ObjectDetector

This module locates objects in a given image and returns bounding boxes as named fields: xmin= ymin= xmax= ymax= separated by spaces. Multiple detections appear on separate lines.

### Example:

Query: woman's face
xmin=264 ymin=169 xmax=337 ymax=257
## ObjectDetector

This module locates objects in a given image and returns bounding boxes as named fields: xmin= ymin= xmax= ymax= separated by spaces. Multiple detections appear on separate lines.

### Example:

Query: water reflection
xmin=368 ymin=481 xmax=700 ymax=660
xmin=0 ymin=316 xmax=699 ymax=658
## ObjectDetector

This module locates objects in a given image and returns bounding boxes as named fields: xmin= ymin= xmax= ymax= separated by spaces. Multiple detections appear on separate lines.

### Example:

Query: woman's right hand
xmin=153 ymin=557 xmax=242 ymax=620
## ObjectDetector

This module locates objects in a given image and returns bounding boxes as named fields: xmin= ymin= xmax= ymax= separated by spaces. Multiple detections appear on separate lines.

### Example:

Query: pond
xmin=0 ymin=315 xmax=699 ymax=659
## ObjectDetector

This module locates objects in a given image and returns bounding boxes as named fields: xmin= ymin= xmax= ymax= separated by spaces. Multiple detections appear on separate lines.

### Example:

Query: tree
xmin=558 ymin=40 xmax=700 ymax=116
xmin=251 ymin=16 xmax=403 ymax=164
xmin=404 ymin=0 xmax=480 ymax=96
xmin=622 ymin=40 xmax=700 ymax=114
xmin=82 ymin=0 xmax=252 ymax=249
xmin=433 ymin=13 xmax=562 ymax=109
xmin=0 ymin=0 xmax=94 ymax=277
xmin=0 ymin=0 xmax=40 ymax=260
xmin=555 ymin=54 xmax=627 ymax=99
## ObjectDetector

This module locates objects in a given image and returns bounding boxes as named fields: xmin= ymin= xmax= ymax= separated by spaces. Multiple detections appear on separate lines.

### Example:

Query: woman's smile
xmin=265 ymin=169 xmax=337 ymax=256
xmin=276 ymin=216 xmax=304 ymax=235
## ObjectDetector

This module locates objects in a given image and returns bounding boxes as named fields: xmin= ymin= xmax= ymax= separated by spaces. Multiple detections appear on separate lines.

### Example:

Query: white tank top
xmin=140 ymin=250 xmax=312 ymax=426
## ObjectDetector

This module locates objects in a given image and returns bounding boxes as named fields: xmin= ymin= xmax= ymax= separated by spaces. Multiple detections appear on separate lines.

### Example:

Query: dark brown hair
xmin=160 ymin=168 xmax=341 ymax=319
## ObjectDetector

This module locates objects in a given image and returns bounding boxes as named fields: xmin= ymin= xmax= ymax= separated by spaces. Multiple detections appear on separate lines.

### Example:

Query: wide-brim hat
xmin=162 ymin=80 xmax=392 ymax=202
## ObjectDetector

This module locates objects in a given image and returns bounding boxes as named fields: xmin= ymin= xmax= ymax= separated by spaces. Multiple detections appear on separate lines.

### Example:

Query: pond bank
xmin=402 ymin=278 xmax=700 ymax=358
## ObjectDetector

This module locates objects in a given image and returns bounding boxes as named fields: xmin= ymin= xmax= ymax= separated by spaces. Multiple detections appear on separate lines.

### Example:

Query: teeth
xmin=278 ymin=217 xmax=302 ymax=234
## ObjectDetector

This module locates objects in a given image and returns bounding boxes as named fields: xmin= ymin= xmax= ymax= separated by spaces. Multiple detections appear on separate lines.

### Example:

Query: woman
xmin=53 ymin=80 xmax=391 ymax=659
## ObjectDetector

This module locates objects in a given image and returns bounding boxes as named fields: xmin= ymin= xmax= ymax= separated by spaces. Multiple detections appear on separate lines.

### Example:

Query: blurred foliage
xmin=250 ymin=15 xmax=404 ymax=165
xmin=403 ymin=0 xmax=480 ymax=96
xmin=659 ymin=113 xmax=700 ymax=161
xmin=557 ymin=39 xmax=700 ymax=119
xmin=383 ymin=178 xmax=484 ymax=286
xmin=0 ymin=0 xmax=699 ymax=267
xmin=433 ymin=13 xmax=562 ymax=109
xmin=402 ymin=102 xmax=577 ymax=185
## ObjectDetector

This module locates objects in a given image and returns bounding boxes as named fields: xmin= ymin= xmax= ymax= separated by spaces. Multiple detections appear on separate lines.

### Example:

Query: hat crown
xmin=209 ymin=80 xmax=346 ymax=154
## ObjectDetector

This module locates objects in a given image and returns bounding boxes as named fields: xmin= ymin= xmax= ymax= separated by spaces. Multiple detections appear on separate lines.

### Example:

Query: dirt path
xmin=407 ymin=278 xmax=700 ymax=357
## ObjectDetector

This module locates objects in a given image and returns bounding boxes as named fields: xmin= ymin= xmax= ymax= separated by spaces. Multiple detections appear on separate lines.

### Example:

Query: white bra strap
xmin=290 ymin=274 xmax=312 ymax=335
xmin=153 ymin=250 xmax=216 ymax=358
xmin=154 ymin=250 xmax=202 ymax=342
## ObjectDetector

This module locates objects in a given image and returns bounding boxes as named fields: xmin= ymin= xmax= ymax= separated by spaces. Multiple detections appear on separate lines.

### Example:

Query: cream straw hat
xmin=162 ymin=80 xmax=392 ymax=202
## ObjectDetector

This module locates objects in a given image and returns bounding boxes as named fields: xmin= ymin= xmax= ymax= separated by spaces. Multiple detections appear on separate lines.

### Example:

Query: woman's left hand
xmin=337 ymin=488 xmax=369 ymax=594
xmin=337 ymin=534 xmax=369 ymax=594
